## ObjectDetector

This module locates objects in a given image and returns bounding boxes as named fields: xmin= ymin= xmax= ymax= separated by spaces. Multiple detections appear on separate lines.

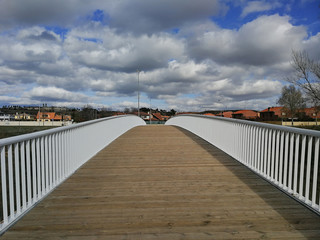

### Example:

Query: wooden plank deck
xmin=2 ymin=125 xmax=320 ymax=239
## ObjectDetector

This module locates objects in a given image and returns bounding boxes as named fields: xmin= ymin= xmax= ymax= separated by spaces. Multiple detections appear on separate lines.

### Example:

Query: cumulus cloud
xmin=241 ymin=1 xmax=282 ymax=18
xmin=0 ymin=0 xmax=97 ymax=29
xmin=188 ymin=14 xmax=306 ymax=66
xmin=106 ymin=0 xmax=226 ymax=34
xmin=64 ymin=24 xmax=185 ymax=72
xmin=26 ymin=86 xmax=90 ymax=103
xmin=0 ymin=0 xmax=225 ymax=34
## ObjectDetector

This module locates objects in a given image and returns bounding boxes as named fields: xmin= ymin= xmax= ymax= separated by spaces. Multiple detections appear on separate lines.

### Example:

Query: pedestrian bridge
xmin=1 ymin=115 xmax=320 ymax=239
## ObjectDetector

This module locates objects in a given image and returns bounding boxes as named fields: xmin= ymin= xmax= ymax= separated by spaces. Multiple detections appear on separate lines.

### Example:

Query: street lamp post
xmin=137 ymin=70 xmax=140 ymax=118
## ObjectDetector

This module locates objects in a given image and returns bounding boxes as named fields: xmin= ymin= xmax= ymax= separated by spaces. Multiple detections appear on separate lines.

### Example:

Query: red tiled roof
xmin=222 ymin=111 xmax=233 ymax=118
xmin=233 ymin=110 xmax=258 ymax=119
xmin=36 ymin=112 xmax=55 ymax=120
xmin=260 ymin=107 xmax=283 ymax=116
xmin=36 ymin=112 xmax=71 ymax=121
xmin=152 ymin=112 xmax=163 ymax=121
xmin=305 ymin=107 xmax=320 ymax=119
xmin=203 ymin=113 xmax=216 ymax=116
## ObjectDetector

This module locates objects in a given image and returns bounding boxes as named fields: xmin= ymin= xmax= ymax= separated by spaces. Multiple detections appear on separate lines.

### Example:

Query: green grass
xmin=0 ymin=126 xmax=58 ymax=139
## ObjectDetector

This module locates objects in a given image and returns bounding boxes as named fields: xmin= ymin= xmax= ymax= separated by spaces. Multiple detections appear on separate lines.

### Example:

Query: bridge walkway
xmin=2 ymin=125 xmax=320 ymax=239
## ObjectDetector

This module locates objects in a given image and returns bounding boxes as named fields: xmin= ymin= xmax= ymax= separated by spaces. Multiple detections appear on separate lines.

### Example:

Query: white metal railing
xmin=0 ymin=115 xmax=145 ymax=234
xmin=166 ymin=115 xmax=320 ymax=214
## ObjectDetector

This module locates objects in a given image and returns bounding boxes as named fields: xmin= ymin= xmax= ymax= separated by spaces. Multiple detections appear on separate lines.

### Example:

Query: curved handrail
xmin=0 ymin=115 xmax=145 ymax=234
xmin=0 ymin=115 xmax=138 ymax=146
xmin=169 ymin=114 xmax=320 ymax=137
xmin=166 ymin=114 xmax=320 ymax=214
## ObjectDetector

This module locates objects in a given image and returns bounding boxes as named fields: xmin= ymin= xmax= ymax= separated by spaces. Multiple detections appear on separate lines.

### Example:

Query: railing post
xmin=312 ymin=138 xmax=319 ymax=207
xmin=14 ymin=143 xmax=21 ymax=215
xmin=288 ymin=133 xmax=295 ymax=193
xmin=275 ymin=130 xmax=280 ymax=184
xmin=8 ymin=145 xmax=14 ymax=219
xmin=299 ymin=135 xmax=306 ymax=200
xmin=305 ymin=136 xmax=313 ymax=204
xmin=293 ymin=134 xmax=300 ymax=195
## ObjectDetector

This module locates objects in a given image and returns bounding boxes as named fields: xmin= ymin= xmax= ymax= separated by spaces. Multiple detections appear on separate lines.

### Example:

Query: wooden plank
xmin=2 ymin=125 xmax=320 ymax=239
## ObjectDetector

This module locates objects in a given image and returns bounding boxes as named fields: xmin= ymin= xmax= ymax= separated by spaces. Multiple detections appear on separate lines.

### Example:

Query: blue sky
xmin=0 ymin=0 xmax=319 ymax=111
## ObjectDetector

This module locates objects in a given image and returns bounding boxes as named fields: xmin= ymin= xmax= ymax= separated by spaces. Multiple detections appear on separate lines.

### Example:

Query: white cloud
xmin=188 ymin=14 xmax=306 ymax=66
xmin=26 ymin=86 xmax=89 ymax=103
xmin=65 ymin=25 xmax=185 ymax=72
xmin=105 ymin=0 xmax=225 ymax=34
xmin=0 ymin=0 xmax=225 ymax=34
xmin=241 ymin=1 xmax=282 ymax=18
xmin=0 ymin=1 xmax=319 ymax=111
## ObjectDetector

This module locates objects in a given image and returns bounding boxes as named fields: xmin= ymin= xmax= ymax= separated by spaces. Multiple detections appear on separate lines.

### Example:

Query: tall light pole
xmin=137 ymin=69 xmax=140 ymax=118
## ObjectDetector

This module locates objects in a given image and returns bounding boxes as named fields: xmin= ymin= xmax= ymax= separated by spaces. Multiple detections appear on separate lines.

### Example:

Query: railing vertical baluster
xmin=288 ymin=133 xmax=295 ymax=193
xmin=239 ymin=124 xmax=244 ymax=163
xmin=45 ymin=136 xmax=49 ymax=193
xmin=62 ymin=131 xmax=65 ymax=176
xmin=256 ymin=128 xmax=262 ymax=173
xmin=20 ymin=142 xmax=27 ymax=210
xmin=283 ymin=133 xmax=289 ymax=190
xmin=8 ymin=144 xmax=14 ymax=219
xmin=243 ymin=124 xmax=247 ymax=164
xmin=275 ymin=131 xmax=280 ymax=185
xmin=243 ymin=125 xmax=247 ymax=165
xmin=271 ymin=130 xmax=276 ymax=181
xmin=31 ymin=139 xmax=37 ymax=203
xmin=64 ymin=131 xmax=67 ymax=176
xmin=299 ymin=135 xmax=306 ymax=200
xmin=65 ymin=131 xmax=69 ymax=175
xmin=72 ymin=130 xmax=75 ymax=169
xmin=267 ymin=130 xmax=272 ymax=179
xmin=234 ymin=123 xmax=238 ymax=160
xmin=68 ymin=130 xmax=72 ymax=171
xmin=247 ymin=126 xmax=252 ymax=167
xmin=36 ymin=138 xmax=41 ymax=199
xmin=1 ymin=146 xmax=8 ymax=224
xmin=253 ymin=127 xmax=258 ymax=170
xmin=52 ymin=134 xmax=56 ymax=186
xmin=312 ymin=138 xmax=319 ymax=207
xmin=251 ymin=126 xmax=255 ymax=169
xmin=41 ymin=137 xmax=45 ymax=195
xmin=56 ymin=134 xmax=59 ymax=184
xmin=14 ymin=143 xmax=21 ymax=215
xmin=248 ymin=126 xmax=252 ymax=167
xmin=260 ymin=129 xmax=265 ymax=175
xmin=279 ymin=131 xmax=284 ymax=187
xmin=293 ymin=135 xmax=300 ymax=195
xmin=263 ymin=129 xmax=268 ymax=177
xmin=251 ymin=126 xmax=255 ymax=168
xmin=62 ymin=132 xmax=66 ymax=178
xmin=59 ymin=132 xmax=63 ymax=181
xmin=26 ymin=140 xmax=32 ymax=206
xmin=68 ymin=130 xmax=71 ymax=173
xmin=305 ymin=136 xmax=313 ymax=204
xmin=48 ymin=135 xmax=52 ymax=190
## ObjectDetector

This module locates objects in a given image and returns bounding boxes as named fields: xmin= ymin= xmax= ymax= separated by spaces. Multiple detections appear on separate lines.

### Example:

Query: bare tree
xmin=288 ymin=50 xmax=320 ymax=103
xmin=277 ymin=85 xmax=306 ymax=125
